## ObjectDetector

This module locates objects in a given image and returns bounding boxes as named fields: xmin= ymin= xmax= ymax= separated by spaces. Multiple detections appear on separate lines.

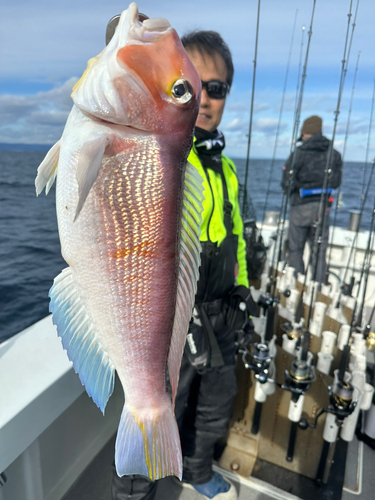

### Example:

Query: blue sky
xmin=0 ymin=0 xmax=374 ymax=161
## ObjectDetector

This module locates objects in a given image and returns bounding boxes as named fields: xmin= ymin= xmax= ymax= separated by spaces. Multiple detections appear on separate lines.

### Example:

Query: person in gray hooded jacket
xmin=281 ymin=115 xmax=342 ymax=283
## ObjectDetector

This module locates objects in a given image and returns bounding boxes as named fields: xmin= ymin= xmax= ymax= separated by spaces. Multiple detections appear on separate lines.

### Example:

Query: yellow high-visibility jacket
xmin=187 ymin=141 xmax=249 ymax=289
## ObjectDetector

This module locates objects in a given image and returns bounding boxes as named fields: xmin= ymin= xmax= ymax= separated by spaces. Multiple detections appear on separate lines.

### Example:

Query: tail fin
xmin=115 ymin=403 xmax=182 ymax=480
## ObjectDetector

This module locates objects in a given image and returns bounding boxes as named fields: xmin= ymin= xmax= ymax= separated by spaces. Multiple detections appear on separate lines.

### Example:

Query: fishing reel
xmin=257 ymin=293 xmax=277 ymax=313
xmin=299 ymin=378 xmax=356 ymax=431
xmin=283 ymin=357 xmax=316 ymax=403
xmin=281 ymin=320 xmax=304 ymax=346
xmin=340 ymin=276 xmax=355 ymax=297
xmin=365 ymin=331 xmax=375 ymax=351
xmin=281 ymin=334 xmax=315 ymax=462
xmin=281 ymin=330 xmax=315 ymax=401
xmin=241 ymin=300 xmax=277 ymax=384
xmin=257 ymin=290 xmax=291 ymax=314
xmin=243 ymin=338 xmax=278 ymax=436
xmin=299 ymin=345 xmax=357 ymax=431
xmin=329 ymin=379 xmax=356 ymax=421
xmin=241 ymin=342 xmax=275 ymax=384
xmin=281 ymin=320 xmax=304 ymax=337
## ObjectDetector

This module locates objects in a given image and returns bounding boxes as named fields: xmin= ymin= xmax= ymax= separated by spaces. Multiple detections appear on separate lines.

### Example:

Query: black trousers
xmin=111 ymin=355 xmax=237 ymax=499
xmin=288 ymin=201 xmax=330 ymax=283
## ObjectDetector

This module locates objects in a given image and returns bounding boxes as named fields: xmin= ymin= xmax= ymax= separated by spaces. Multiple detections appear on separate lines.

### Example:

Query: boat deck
xmin=61 ymin=432 xmax=375 ymax=500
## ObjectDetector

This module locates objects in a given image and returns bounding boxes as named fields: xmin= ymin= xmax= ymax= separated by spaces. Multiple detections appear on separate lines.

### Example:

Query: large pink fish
xmin=35 ymin=2 xmax=203 ymax=480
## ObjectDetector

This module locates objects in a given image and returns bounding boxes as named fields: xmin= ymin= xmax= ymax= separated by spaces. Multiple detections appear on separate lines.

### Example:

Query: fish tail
xmin=115 ymin=403 xmax=182 ymax=480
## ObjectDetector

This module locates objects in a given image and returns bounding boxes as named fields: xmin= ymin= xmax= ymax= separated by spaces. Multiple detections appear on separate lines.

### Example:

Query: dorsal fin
xmin=168 ymin=162 xmax=204 ymax=404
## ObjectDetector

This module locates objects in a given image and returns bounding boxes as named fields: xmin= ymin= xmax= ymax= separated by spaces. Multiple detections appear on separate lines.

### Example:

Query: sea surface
xmin=0 ymin=151 xmax=373 ymax=342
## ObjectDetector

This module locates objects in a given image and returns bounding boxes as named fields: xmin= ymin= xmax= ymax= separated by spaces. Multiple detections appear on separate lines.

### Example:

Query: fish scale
xmin=87 ymin=143 xmax=177 ymax=381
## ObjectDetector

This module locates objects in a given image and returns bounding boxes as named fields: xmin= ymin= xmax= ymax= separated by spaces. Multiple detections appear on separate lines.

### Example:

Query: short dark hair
xmin=181 ymin=30 xmax=234 ymax=89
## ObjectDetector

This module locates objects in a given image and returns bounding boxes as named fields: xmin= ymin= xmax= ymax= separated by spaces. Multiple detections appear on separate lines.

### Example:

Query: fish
xmin=35 ymin=2 xmax=203 ymax=480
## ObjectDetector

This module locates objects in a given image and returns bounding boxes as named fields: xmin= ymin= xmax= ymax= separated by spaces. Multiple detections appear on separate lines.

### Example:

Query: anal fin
xmin=49 ymin=267 xmax=115 ymax=413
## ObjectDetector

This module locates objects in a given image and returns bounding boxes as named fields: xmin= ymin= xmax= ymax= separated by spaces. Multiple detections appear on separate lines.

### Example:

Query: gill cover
xmin=116 ymin=30 xmax=193 ymax=105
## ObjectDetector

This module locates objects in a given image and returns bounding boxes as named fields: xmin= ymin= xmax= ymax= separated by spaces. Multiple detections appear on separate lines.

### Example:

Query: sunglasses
xmin=201 ymin=80 xmax=229 ymax=99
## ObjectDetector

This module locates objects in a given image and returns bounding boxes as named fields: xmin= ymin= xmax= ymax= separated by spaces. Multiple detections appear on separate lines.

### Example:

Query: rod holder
xmin=317 ymin=353 xmax=334 ymax=375
xmin=320 ymin=330 xmax=337 ymax=356
xmin=348 ymin=210 xmax=362 ymax=232
xmin=341 ymin=371 xmax=364 ymax=442
xmin=337 ymin=325 xmax=350 ymax=350
xmin=263 ymin=211 xmax=279 ymax=226
xmin=310 ymin=302 xmax=327 ymax=337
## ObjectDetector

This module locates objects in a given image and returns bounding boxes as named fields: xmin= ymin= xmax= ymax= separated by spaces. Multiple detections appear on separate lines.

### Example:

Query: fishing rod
xmin=349 ymin=79 xmax=375 ymax=273
xmin=283 ymin=0 xmax=356 ymax=465
xmin=242 ymin=0 xmax=261 ymax=214
xmin=307 ymin=0 xmax=355 ymax=299
xmin=284 ymin=331 xmax=315 ymax=462
xmin=267 ymin=23 xmax=306 ymax=294
xmin=365 ymin=301 xmax=375 ymax=334
xmin=298 ymin=344 xmax=357 ymax=485
xmin=270 ymin=0 xmax=317 ymax=299
xmin=243 ymin=10 xmax=316 ymax=442
xmin=337 ymin=158 xmax=375 ymax=300
xmin=259 ymin=9 xmax=299 ymax=239
xmin=325 ymin=1 xmax=360 ymax=284
xmin=326 ymin=51 xmax=361 ymax=284
xmin=293 ymin=26 xmax=306 ymax=135
xmin=361 ymin=80 xmax=375 ymax=198
xmin=333 ymin=197 xmax=375 ymax=385
xmin=301 ymin=1 xmax=359 ymax=290
xmin=324 ymin=0 xmax=360 ymax=287
xmin=255 ymin=6 xmax=317 ymax=428
xmin=244 ymin=10 xmax=305 ymax=429
xmin=352 ymin=199 xmax=375 ymax=330
xmin=240 ymin=313 xmax=277 ymax=435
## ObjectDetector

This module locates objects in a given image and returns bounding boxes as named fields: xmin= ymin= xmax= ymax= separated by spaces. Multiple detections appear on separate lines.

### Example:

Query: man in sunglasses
xmin=112 ymin=30 xmax=253 ymax=500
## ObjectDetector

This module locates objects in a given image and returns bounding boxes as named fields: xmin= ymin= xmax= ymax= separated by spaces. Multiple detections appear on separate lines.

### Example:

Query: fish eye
xmin=171 ymin=79 xmax=193 ymax=104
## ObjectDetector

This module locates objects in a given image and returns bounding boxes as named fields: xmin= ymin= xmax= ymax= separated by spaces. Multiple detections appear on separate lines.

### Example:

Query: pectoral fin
xmin=74 ymin=136 xmax=109 ymax=221
xmin=35 ymin=139 xmax=61 ymax=195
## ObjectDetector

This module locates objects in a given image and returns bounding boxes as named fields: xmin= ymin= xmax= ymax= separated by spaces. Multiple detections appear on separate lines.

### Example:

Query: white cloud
xmin=0 ymin=0 xmax=374 ymax=162
xmin=227 ymin=100 xmax=269 ymax=114
xmin=0 ymin=78 xmax=76 ymax=144
xmin=1 ymin=0 xmax=374 ymax=82
xmin=224 ymin=118 xmax=247 ymax=132
xmin=254 ymin=118 xmax=288 ymax=135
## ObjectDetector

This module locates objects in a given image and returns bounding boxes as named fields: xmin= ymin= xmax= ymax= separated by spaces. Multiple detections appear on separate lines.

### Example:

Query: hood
xmin=299 ymin=133 xmax=330 ymax=152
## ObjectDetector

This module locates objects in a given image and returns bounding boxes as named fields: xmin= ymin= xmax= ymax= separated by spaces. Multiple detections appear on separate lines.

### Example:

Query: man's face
xmin=186 ymin=49 xmax=228 ymax=133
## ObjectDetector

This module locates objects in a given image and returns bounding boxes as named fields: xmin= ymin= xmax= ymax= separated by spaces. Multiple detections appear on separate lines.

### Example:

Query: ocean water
xmin=0 ymin=151 xmax=373 ymax=342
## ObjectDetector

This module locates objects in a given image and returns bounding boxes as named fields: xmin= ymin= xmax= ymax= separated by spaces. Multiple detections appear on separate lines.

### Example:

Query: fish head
xmin=71 ymin=2 xmax=201 ymax=136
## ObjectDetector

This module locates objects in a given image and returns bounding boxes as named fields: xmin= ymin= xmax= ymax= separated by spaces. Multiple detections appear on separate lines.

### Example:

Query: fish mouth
xmin=82 ymin=109 xmax=152 ymax=135
xmin=105 ymin=2 xmax=171 ymax=45
xmin=106 ymin=3 xmax=172 ymax=47
xmin=127 ymin=2 xmax=172 ymax=43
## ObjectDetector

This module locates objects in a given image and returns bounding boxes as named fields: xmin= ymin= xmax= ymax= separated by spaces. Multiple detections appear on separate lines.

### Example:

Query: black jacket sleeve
xmin=281 ymin=153 xmax=293 ymax=193
xmin=330 ymin=150 xmax=342 ymax=189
